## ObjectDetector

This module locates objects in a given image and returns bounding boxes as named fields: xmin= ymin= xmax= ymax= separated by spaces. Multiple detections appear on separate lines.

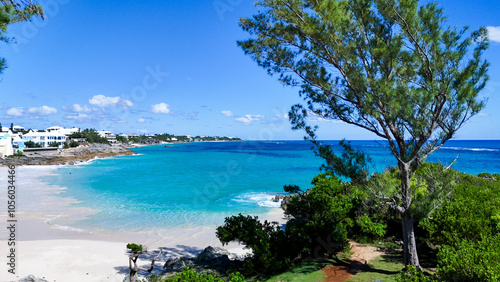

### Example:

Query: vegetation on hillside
xmin=69 ymin=129 xmax=109 ymax=144
xmin=213 ymin=137 xmax=500 ymax=281
xmin=125 ymin=134 xmax=241 ymax=144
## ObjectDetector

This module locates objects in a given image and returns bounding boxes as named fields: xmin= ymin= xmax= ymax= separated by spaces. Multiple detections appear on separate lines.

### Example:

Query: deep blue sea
xmin=42 ymin=140 xmax=500 ymax=233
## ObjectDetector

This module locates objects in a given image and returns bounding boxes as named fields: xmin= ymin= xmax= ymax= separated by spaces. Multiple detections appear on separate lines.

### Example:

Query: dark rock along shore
xmin=0 ymin=143 xmax=136 ymax=166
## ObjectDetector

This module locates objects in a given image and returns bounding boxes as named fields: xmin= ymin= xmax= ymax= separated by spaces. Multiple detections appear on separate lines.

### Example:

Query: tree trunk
xmin=399 ymin=162 xmax=421 ymax=269
xmin=402 ymin=211 xmax=420 ymax=268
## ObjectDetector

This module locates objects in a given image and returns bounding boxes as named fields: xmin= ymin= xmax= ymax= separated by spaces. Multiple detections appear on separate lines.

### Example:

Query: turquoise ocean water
xmin=42 ymin=140 xmax=500 ymax=233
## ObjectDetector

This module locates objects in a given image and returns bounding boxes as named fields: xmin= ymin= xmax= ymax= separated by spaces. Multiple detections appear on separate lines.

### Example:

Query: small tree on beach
xmin=126 ymin=243 xmax=163 ymax=282
xmin=238 ymin=0 xmax=489 ymax=269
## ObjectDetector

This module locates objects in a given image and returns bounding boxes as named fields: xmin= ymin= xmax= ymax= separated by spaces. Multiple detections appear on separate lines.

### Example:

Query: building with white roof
xmin=0 ymin=130 xmax=14 ymax=157
xmin=11 ymin=133 xmax=25 ymax=152
xmin=23 ymin=130 xmax=66 ymax=148
xmin=46 ymin=126 xmax=80 ymax=136
xmin=12 ymin=125 xmax=25 ymax=131
xmin=97 ymin=131 xmax=117 ymax=143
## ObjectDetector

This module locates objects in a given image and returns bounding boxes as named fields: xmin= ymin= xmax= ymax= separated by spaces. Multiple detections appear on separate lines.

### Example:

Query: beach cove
xmin=1 ymin=140 xmax=500 ymax=281
xmin=0 ymin=164 xmax=285 ymax=281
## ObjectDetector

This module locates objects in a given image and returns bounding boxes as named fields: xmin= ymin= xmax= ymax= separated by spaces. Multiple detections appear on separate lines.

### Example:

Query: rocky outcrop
xmin=17 ymin=275 xmax=49 ymax=282
xmin=272 ymin=194 xmax=293 ymax=210
xmin=163 ymin=246 xmax=242 ymax=276
xmin=134 ymin=138 xmax=162 ymax=145
xmin=0 ymin=143 xmax=136 ymax=166
xmin=195 ymin=246 xmax=232 ymax=269
xmin=163 ymin=257 xmax=194 ymax=271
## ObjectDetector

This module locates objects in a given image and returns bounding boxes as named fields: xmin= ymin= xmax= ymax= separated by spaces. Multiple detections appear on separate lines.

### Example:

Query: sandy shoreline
xmin=0 ymin=166 xmax=287 ymax=281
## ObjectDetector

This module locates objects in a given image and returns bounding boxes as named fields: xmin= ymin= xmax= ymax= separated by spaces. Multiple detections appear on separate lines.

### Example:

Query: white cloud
xmin=66 ymin=113 xmax=92 ymax=122
xmin=309 ymin=116 xmax=344 ymax=124
xmin=151 ymin=103 xmax=170 ymax=114
xmin=89 ymin=95 xmax=133 ymax=108
xmin=6 ymin=107 xmax=24 ymax=116
xmin=73 ymin=104 xmax=91 ymax=112
xmin=137 ymin=118 xmax=146 ymax=123
xmin=477 ymin=112 xmax=490 ymax=117
xmin=221 ymin=110 xmax=234 ymax=117
xmin=235 ymin=114 xmax=264 ymax=123
xmin=137 ymin=129 xmax=149 ymax=134
xmin=27 ymin=106 xmax=58 ymax=115
xmin=487 ymin=26 xmax=500 ymax=43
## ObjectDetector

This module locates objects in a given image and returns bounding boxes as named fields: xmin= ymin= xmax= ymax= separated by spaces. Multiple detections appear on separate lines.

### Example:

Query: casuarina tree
xmin=0 ymin=0 xmax=44 ymax=73
xmin=238 ymin=0 xmax=489 ymax=269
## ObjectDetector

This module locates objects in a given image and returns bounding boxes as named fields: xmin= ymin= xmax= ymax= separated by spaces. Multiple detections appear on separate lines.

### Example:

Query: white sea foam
xmin=232 ymin=192 xmax=282 ymax=208
xmin=441 ymin=146 xmax=499 ymax=152
xmin=0 ymin=166 xmax=98 ymax=239
xmin=74 ymin=158 xmax=96 ymax=165
xmin=50 ymin=224 xmax=85 ymax=233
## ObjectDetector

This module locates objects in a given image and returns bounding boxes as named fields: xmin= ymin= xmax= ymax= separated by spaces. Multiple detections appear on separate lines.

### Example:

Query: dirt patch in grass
xmin=322 ymin=241 xmax=387 ymax=281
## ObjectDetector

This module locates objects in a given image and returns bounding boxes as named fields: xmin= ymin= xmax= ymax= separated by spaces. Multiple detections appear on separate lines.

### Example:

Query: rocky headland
xmin=0 ymin=143 xmax=136 ymax=166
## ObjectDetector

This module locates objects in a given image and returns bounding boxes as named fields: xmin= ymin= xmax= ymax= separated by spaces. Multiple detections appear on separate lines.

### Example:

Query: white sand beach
xmin=0 ymin=166 xmax=286 ymax=282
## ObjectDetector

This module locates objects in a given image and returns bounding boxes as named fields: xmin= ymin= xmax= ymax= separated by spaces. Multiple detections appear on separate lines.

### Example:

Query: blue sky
xmin=0 ymin=0 xmax=499 ymax=140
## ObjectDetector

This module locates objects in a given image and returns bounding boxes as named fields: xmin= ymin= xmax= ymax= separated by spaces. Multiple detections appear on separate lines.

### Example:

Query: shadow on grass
xmin=287 ymin=259 xmax=332 ymax=274
xmin=253 ymin=259 xmax=332 ymax=281
xmin=336 ymin=254 xmax=403 ymax=276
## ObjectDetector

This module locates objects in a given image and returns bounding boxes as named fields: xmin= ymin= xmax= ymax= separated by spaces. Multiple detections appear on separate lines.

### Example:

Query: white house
xmin=12 ymin=125 xmax=25 ymax=131
xmin=0 ymin=130 xmax=14 ymax=157
xmin=97 ymin=131 xmax=117 ymax=143
xmin=46 ymin=126 xmax=63 ymax=132
xmin=46 ymin=126 xmax=80 ymax=136
xmin=23 ymin=130 xmax=66 ymax=148
xmin=11 ymin=133 xmax=25 ymax=153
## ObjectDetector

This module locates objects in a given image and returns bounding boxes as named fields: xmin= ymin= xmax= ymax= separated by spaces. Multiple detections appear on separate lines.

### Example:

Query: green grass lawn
xmin=264 ymin=260 xmax=329 ymax=282
xmin=261 ymin=253 xmax=403 ymax=282
xmin=348 ymin=253 xmax=403 ymax=282
xmin=246 ymin=248 xmax=404 ymax=282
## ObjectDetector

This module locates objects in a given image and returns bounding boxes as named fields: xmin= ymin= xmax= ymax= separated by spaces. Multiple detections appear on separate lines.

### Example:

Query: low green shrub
xmin=396 ymin=265 xmax=436 ymax=282
xmin=416 ymin=171 xmax=500 ymax=281
xmin=436 ymin=235 xmax=500 ymax=281
xmin=24 ymin=140 xmax=41 ymax=148
xmin=216 ymin=214 xmax=291 ymax=274
xmin=355 ymin=213 xmax=387 ymax=238
xmin=11 ymin=151 xmax=23 ymax=157
xmin=69 ymin=140 xmax=80 ymax=147
xmin=421 ymin=174 xmax=500 ymax=246
xmin=49 ymin=141 xmax=59 ymax=147
xmin=216 ymin=173 xmax=351 ymax=275
xmin=161 ymin=267 xmax=245 ymax=282
xmin=285 ymin=173 xmax=349 ymax=257
xmin=478 ymin=172 xmax=493 ymax=179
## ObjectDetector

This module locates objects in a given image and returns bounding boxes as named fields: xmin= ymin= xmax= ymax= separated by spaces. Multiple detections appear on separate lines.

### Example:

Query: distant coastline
xmin=0 ymin=143 xmax=135 ymax=166
xmin=0 ymin=139 xmax=245 ymax=166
